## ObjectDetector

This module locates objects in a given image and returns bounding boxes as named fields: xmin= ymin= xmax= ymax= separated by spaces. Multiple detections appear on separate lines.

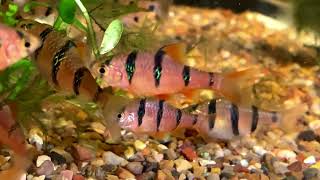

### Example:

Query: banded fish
xmin=90 ymin=43 xmax=263 ymax=105
xmin=113 ymin=98 xmax=307 ymax=141
xmin=0 ymin=23 xmax=41 ymax=71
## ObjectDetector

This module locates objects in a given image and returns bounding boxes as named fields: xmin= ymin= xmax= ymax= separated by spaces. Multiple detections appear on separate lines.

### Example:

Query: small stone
xmin=303 ymin=168 xmax=320 ymax=179
xmin=29 ymin=133 xmax=43 ymax=151
xmin=60 ymin=170 xmax=73 ymax=180
xmin=288 ymin=161 xmax=302 ymax=172
xmin=90 ymin=122 xmax=106 ymax=134
xmin=91 ymin=158 xmax=104 ymax=167
xmin=136 ymin=171 xmax=156 ymax=179
xmin=198 ymin=159 xmax=216 ymax=166
xmin=178 ymin=173 xmax=186 ymax=180
xmin=126 ymin=162 xmax=143 ymax=175
xmin=134 ymin=140 xmax=146 ymax=150
xmin=297 ymin=130 xmax=317 ymax=141
xmin=48 ymin=151 xmax=67 ymax=165
xmin=144 ymin=161 xmax=159 ymax=172
xmin=273 ymin=161 xmax=289 ymax=174
xmin=159 ymin=160 xmax=174 ymax=170
xmin=240 ymin=159 xmax=249 ymax=167
xmin=103 ymin=151 xmax=128 ymax=166
xmin=181 ymin=147 xmax=197 ymax=161
xmin=158 ymin=144 xmax=168 ymax=150
xmin=73 ymin=145 xmax=94 ymax=162
xmin=304 ymin=156 xmax=316 ymax=164
xmin=165 ymin=149 xmax=177 ymax=160
xmin=36 ymin=160 xmax=54 ymax=176
xmin=152 ymin=150 xmax=164 ymax=162
xmin=174 ymin=159 xmax=192 ymax=172
xmin=117 ymin=167 xmax=135 ymax=179
xmin=31 ymin=175 xmax=45 ymax=180
xmin=311 ymin=162 xmax=320 ymax=169
xmin=253 ymin=145 xmax=267 ymax=156
xmin=124 ymin=146 xmax=135 ymax=160
xmin=309 ymin=120 xmax=320 ymax=130
xmin=215 ymin=149 xmax=224 ymax=158
xmin=36 ymin=155 xmax=51 ymax=167
xmin=207 ymin=173 xmax=220 ymax=180
xmin=106 ymin=175 xmax=119 ymax=180
xmin=277 ymin=150 xmax=297 ymax=162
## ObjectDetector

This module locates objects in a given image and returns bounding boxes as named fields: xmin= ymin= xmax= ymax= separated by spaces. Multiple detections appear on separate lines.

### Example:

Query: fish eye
xmin=117 ymin=113 xmax=122 ymax=119
xmin=24 ymin=42 xmax=31 ymax=48
xmin=133 ymin=16 xmax=139 ymax=22
xmin=148 ymin=4 xmax=155 ymax=11
xmin=99 ymin=67 xmax=106 ymax=74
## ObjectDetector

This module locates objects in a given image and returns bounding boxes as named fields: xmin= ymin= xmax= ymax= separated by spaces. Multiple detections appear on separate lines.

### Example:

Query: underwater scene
xmin=0 ymin=0 xmax=320 ymax=179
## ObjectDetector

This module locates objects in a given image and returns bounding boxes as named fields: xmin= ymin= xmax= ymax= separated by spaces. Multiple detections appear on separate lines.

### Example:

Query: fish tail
xmin=0 ymin=154 xmax=29 ymax=180
xmin=218 ymin=67 xmax=266 ymax=107
xmin=278 ymin=103 xmax=308 ymax=133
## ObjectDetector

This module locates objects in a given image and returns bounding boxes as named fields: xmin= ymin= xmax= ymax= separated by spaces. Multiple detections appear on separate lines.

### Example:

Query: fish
xmin=0 ymin=104 xmax=30 ymax=180
xmin=90 ymin=43 xmax=264 ymax=106
xmin=114 ymin=98 xmax=307 ymax=141
xmin=0 ymin=23 xmax=41 ymax=71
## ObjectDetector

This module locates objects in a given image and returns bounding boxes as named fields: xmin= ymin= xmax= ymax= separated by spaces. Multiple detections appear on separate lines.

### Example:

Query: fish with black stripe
xmin=113 ymin=98 xmax=307 ymax=141
xmin=90 ymin=43 xmax=264 ymax=105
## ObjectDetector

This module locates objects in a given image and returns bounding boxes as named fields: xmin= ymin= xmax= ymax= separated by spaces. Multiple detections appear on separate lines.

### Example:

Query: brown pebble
xmin=181 ymin=146 xmax=198 ymax=161
xmin=117 ymin=167 xmax=135 ymax=179
xmin=72 ymin=174 xmax=85 ymax=180
xmin=36 ymin=160 xmax=54 ymax=176
xmin=159 ymin=160 xmax=174 ymax=170
xmin=165 ymin=149 xmax=178 ymax=160
xmin=288 ymin=161 xmax=302 ymax=172
xmin=233 ymin=164 xmax=249 ymax=173
xmin=72 ymin=145 xmax=94 ymax=162
xmin=126 ymin=162 xmax=143 ymax=175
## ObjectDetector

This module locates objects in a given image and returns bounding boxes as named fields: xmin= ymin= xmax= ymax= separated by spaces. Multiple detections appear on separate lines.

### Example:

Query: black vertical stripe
xmin=156 ymin=100 xmax=164 ymax=131
xmin=73 ymin=67 xmax=87 ymax=95
xmin=176 ymin=109 xmax=182 ymax=128
xmin=208 ymin=99 xmax=216 ymax=130
xmin=52 ymin=40 xmax=76 ymax=85
xmin=230 ymin=104 xmax=240 ymax=135
xmin=271 ymin=112 xmax=278 ymax=122
xmin=182 ymin=65 xmax=190 ymax=86
xmin=192 ymin=115 xmax=198 ymax=125
xmin=137 ymin=99 xmax=146 ymax=126
xmin=208 ymin=72 xmax=214 ymax=86
xmin=93 ymin=87 xmax=103 ymax=102
xmin=251 ymin=106 xmax=259 ymax=132
xmin=35 ymin=27 xmax=53 ymax=59
xmin=125 ymin=51 xmax=137 ymax=84
xmin=154 ymin=49 xmax=165 ymax=87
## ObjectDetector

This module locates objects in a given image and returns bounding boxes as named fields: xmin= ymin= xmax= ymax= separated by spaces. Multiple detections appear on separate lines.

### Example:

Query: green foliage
xmin=293 ymin=0 xmax=320 ymax=36
xmin=23 ymin=1 xmax=51 ymax=13
xmin=0 ymin=3 xmax=19 ymax=26
xmin=58 ymin=0 xmax=76 ymax=24
xmin=100 ymin=19 xmax=124 ymax=55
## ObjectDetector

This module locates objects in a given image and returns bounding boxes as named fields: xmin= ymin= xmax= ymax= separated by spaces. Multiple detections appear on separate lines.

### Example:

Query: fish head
xmin=17 ymin=19 xmax=51 ymax=37
xmin=90 ymin=60 xmax=124 ymax=88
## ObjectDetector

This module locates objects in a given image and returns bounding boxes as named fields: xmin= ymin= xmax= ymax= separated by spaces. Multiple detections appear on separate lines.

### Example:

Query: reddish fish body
xmin=116 ymin=98 xmax=306 ymax=141
xmin=0 ymin=23 xmax=41 ymax=71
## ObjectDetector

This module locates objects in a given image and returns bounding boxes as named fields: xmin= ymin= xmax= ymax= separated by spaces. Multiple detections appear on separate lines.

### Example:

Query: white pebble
xmin=199 ymin=159 xmax=216 ymax=166
xmin=304 ymin=156 xmax=316 ymax=164
xmin=215 ymin=149 xmax=224 ymax=158
xmin=174 ymin=159 xmax=192 ymax=172
xmin=29 ymin=134 xmax=43 ymax=151
xmin=309 ymin=120 xmax=320 ymax=130
xmin=158 ymin=144 xmax=168 ymax=150
xmin=253 ymin=145 xmax=267 ymax=156
xmin=277 ymin=150 xmax=297 ymax=162
xmin=36 ymin=155 xmax=51 ymax=167
xmin=240 ymin=159 xmax=249 ymax=167
xmin=103 ymin=151 xmax=128 ymax=166
xmin=31 ymin=175 xmax=45 ymax=180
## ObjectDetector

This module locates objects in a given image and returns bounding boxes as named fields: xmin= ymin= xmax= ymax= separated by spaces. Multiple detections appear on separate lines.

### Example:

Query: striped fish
xmin=0 ymin=23 xmax=41 ymax=71
xmin=90 ymin=43 xmax=262 ymax=105
xmin=116 ymin=98 xmax=307 ymax=141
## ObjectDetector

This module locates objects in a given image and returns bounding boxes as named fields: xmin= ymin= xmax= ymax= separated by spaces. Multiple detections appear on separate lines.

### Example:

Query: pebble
xmin=165 ymin=148 xmax=178 ymax=160
xmin=158 ymin=144 xmax=168 ymax=150
xmin=181 ymin=147 xmax=198 ymax=161
xmin=106 ymin=175 xmax=119 ymax=180
xmin=159 ymin=160 xmax=174 ymax=170
xmin=73 ymin=145 xmax=94 ymax=162
xmin=277 ymin=150 xmax=297 ymax=162
xmin=215 ymin=149 xmax=224 ymax=158
xmin=36 ymin=155 xmax=51 ymax=167
xmin=311 ymin=162 xmax=320 ymax=169
xmin=36 ymin=160 xmax=54 ymax=176
xmin=60 ymin=170 xmax=73 ymax=180
xmin=29 ymin=133 xmax=44 ymax=151
xmin=198 ymin=159 xmax=216 ymax=166
xmin=48 ymin=151 xmax=67 ymax=165
xmin=124 ymin=146 xmax=135 ymax=159
xmin=174 ymin=159 xmax=192 ymax=172
xmin=304 ymin=156 xmax=316 ymax=164
xmin=103 ymin=151 xmax=128 ymax=166
xmin=297 ymin=130 xmax=317 ymax=141
xmin=309 ymin=120 xmax=320 ymax=130
xmin=72 ymin=174 xmax=85 ymax=180
xmin=240 ymin=159 xmax=249 ymax=167
xmin=253 ymin=145 xmax=267 ymax=156
xmin=207 ymin=173 xmax=220 ymax=180
xmin=273 ymin=161 xmax=289 ymax=174
xmin=31 ymin=175 xmax=45 ymax=180
xmin=117 ymin=167 xmax=135 ymax=179
xmin=90 ymin=122 xmax=106 ymax=134
xmin=126 ymin=162 xmax=143 ymax=175
xmin=303 ymin=168 xmax=320 ymax=179
xmin=288 ymin=161 xmax=302 ymax=172
xmin=134 ymin=140 xmax=147 ymax=150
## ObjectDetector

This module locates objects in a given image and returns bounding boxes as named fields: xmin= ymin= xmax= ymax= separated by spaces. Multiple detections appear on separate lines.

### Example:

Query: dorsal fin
xmin=161 ymin=42 xmax=187 ymax=64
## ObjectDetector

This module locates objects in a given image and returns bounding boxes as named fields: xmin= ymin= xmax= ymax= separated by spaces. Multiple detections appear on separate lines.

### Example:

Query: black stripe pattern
xmin=208 ymin=99 xmax=216 ymax=129
xmin=176 ymin=109 xmax=182 ymax=128
xmin=125 ymin=51 xmax=137 ymax=84
xmin=154 ymin=49 xmax=165 ymax=87
xmin=182 ymin=66 xmax=190 ymax=86
xmin=137 ymin=99 xmax=146 ymax=126
xmin=209 ymin=72 xmax=214 ymax=86
xmin=93 ymin=87 xmax=103 ymax=102
xmin=230 ymin=104 xmax=240 ymax=135
xmin=251 ymin=106 xmax=259 ymax=132
xmin=52 ymin=40 xmax=76 ymax=85
xmin=271 ymin=112 xmax=278 ymax=122
xmin=73 ymin=67 xmax=87 ymax=95
xmin=192 ymin=115 xmax=198 ymax=125
xmin=35 ymin=27 xmax=53 ymax=59
xmin=156 ymin=100 xmax=164 ymax=131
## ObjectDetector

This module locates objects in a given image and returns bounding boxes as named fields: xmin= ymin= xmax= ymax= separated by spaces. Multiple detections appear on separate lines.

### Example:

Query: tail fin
xmin=218 ymin=67 xmax=266 ymax=107
xmin=278 ymin=103 xmax=308 ymax=133
xmin=0 ymin=154 xmax=29 ymax=180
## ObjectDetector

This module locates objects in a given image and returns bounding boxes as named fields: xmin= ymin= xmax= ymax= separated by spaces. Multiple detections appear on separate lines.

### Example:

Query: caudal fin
xmin=0 ymin=154 xmax=29 ymax=180
xmin=218 ymin=67 xmax=266 ymax=107
xmin=278 ymin=103 xmax=308 ymax=133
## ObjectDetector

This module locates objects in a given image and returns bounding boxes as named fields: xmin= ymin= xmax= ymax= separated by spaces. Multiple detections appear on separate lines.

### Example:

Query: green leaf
xmin=58 ymin=0 xmax=76 ymax=24
xmin=99 ymin=19 xmax=123 ymax=55
xmin=7 ymin=3 xmax=18 ymax=16
xmin=23 ymin=3 xmax=31 ymax=12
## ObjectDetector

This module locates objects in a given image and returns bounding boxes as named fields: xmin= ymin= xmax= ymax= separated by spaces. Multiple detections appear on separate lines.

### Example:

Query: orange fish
xmin=0 ymin=23 xmax=41 ymax=71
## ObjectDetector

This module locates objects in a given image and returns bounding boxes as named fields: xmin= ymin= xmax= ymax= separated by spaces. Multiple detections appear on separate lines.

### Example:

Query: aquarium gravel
xmin=1 ymin=3 xmax=320 ymax=180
